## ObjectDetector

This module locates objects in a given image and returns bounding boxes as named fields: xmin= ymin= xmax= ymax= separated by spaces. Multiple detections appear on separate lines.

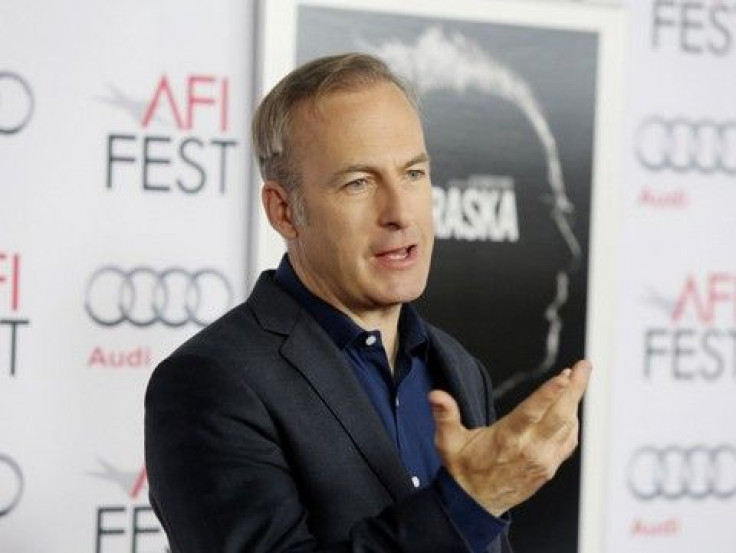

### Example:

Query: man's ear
xmin=262 ymin=181 xmax=299 ymax=239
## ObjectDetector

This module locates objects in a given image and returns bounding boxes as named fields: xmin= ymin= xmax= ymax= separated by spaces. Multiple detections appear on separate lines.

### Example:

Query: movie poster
xmin=256 ymin=2 xmax=623 ymax=551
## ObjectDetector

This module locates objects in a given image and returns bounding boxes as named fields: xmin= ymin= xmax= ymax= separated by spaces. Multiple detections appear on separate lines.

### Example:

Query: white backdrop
xmin=606 ymin=1 xmax=736 ymax=551
xmin=2 ymin=1 xmax=735 ymax=552
xmin=1 ymin=1 xmax=253 ymax=552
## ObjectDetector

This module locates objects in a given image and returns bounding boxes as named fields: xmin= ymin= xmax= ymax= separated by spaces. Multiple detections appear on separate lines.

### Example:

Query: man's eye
xmin=407 ymin=169 xmax=426 ymax=180
xmin=344 ymin=178 xmax=369 ymax=193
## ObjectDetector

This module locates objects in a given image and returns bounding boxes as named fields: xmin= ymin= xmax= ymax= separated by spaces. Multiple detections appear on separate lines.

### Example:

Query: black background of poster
xmin=296 ymin=6 xmax=598 ymax=552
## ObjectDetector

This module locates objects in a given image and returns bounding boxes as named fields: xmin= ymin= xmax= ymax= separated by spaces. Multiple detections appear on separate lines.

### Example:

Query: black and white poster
xmin=255 ymin=2 xmax=623 ymax=552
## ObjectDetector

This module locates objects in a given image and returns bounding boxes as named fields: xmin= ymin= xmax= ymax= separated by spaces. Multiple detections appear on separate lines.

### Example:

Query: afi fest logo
xmin=0 ymin=72 xmax=34 ymax=135
xmin=643 ymin=273 xmax=736 ymax=382
xmin=88 ymin=461 xmax=168 ymax=553
xmin=0 ymin=252 xmax=29 ymax=377
xmin=651 ymin=0 xmax=736 ymax=57
xmin=102 ymin=74 xmax=238 ymax=195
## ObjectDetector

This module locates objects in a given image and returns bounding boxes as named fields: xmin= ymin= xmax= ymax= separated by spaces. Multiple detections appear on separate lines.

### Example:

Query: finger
xmin=428 ymin=390 xmax=468 ymax=455
xmin=503 ymin=370 xmax=573 ymax=434
xmin=567 ymin=359 xmax=592 ymax=402
xmin=536 ymin=360 xmax=592 ymax=440
xmin=551 ymin=360 xmax=592 ymax=414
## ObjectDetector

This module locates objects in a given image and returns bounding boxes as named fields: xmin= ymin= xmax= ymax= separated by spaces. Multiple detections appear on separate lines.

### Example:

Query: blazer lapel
xmin=427 ymin=328 xmax=487 ymax=429
xmin=249 ymin=273 xmax=414 ymax=500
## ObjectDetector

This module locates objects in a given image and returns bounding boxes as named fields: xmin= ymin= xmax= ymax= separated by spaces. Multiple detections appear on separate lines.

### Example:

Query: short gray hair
xmin=251 ymin=53 xmax=417 ymax=198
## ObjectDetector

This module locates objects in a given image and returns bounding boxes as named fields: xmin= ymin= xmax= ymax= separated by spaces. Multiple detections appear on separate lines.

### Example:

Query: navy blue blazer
xmin=145 ymin=271 xmax=513 ymax=552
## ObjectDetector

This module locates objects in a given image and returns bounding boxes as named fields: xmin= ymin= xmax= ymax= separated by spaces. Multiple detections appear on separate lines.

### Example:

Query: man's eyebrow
xmin=329 ymin=153 xmax=431 ymax=181
xmin=403 ymin=153 xmax=431 ymax=169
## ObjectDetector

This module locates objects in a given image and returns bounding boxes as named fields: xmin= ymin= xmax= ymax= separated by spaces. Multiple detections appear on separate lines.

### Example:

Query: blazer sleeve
xmin=145 ymin=354 xmax=482 ymax=553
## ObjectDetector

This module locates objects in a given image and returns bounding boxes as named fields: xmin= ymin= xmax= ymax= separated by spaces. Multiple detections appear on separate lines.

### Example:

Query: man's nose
xmin=377 ymin=178 xmax=413 ymax=229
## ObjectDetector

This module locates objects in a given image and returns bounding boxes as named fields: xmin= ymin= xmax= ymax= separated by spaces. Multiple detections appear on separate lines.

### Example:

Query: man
xmin=145 ymin=53 xmax=590 ymax=552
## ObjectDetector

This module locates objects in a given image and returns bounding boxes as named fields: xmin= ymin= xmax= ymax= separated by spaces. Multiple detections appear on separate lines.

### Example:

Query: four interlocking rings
xmin=635 ymin=116 xmax=736 ymax=174
xmin=0 ymin=72 xmax=34 ymax=135
xmin=0 ymin=454 xmax=24 ymax=517
xmin=85 ymin=266 xmax=233 ymax=328
xmin=627 ymin=445 xmax=736 ymax=501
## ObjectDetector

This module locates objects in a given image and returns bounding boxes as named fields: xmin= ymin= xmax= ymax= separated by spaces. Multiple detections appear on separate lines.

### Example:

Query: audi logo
xmin=0 ymin=72 xmax=34 ymax=135
xmin=635 ymin=116 xmax=736 ymax=174
xmin=627 ymin=445 xmax=736 ymax=501
xmin=0 ymin=454 xmax=24 ymax=517
xmin=85 ymin=266 xmax=233 ymax=328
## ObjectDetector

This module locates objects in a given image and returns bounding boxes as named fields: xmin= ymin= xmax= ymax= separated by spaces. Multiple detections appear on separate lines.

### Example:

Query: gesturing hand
xmin=429 ymin=360 xmax=592 ymax=517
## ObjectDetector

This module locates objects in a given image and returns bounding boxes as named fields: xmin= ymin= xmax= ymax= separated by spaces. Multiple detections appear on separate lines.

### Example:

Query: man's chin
xmin=378 ymin=282 xmax=428 ymax=306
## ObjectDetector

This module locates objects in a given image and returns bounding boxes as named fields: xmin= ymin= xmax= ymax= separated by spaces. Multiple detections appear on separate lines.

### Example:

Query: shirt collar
xmin=274 ymin=254 xmax=428 ymax=354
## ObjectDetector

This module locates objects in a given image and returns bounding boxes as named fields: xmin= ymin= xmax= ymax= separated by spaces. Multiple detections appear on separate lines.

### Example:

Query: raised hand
xmin=429 ymin=360 xmax=592 ymax=516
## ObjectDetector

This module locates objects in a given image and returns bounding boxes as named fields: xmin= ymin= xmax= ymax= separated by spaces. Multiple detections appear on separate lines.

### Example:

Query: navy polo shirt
xmin=275 ymin=256 xmax=507 ymax=551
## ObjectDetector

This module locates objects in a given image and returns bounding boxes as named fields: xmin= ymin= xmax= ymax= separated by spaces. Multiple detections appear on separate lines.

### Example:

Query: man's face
xmin=286 ymin=82 xmax=434 ymax=321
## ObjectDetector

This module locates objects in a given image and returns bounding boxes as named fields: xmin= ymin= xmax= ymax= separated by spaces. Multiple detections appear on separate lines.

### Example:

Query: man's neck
xmin=289 ymin=257 xmax=402 ymax=371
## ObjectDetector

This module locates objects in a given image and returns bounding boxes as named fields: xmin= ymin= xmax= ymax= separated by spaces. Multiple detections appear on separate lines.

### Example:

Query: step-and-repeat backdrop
xmin=2 ymin=1 xmax=734 ymax=552
xmin=1 ymin=1 xmax=252 ymax=552
xmin=607 ymin=1 xmax=736 ymax=551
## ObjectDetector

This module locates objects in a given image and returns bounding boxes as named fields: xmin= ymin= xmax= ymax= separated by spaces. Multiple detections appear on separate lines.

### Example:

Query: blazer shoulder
xmin=149 ymin=272 xmax=300 ymax=391
xmin=167 ymin=271 xmax=298 ymax=362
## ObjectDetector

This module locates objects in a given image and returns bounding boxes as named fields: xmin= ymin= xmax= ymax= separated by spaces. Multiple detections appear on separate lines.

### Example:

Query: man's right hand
xmin=429 ymin=359 xmax=592 ymax=517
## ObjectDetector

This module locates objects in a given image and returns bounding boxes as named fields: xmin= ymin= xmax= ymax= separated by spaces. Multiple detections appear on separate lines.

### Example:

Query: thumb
xmin=428 ymin=390 xmax=468 ymax=456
